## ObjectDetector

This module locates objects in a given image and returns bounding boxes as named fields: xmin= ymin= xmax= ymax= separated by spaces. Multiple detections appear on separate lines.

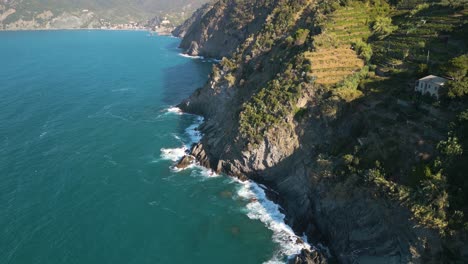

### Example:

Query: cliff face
xmin=173 ymin=0 xmax=275 ymax=58
xmin=177 ymin=0 xmax=467 ymax=262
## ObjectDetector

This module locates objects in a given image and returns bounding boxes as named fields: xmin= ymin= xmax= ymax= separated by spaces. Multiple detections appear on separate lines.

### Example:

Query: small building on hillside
xmin=161 ymin=18 xmax=171 ymax=26
xmin=415 ymin=75 xmax=448 ymax=99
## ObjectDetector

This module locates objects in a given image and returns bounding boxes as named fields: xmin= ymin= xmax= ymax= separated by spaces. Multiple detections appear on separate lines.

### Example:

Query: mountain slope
xmin=176 ymin=0 xmax=468 ymax=262
xmin=0 ymin=0 xmax=210 ymax=29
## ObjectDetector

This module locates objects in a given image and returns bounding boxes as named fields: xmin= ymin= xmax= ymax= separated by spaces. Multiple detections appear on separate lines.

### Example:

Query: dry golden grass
xmin=305 ymin=47 xmax=364 ymax=84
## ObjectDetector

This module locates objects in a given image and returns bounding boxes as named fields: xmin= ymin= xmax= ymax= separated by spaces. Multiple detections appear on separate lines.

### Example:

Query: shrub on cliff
xmin=353 ymin=40 xmax=373 ymax=63
xmin=294 ymin=28 xmax=310 ymax=46
xmin=372 ymin=16 xmax=397 ymax=40
xmin=443 ymin=54 xmax=468 ymax=99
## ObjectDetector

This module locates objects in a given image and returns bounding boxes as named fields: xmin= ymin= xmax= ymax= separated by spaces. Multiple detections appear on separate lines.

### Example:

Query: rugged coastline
xmin=173 ymin=0 xmax=468 ymax=263
xmin=168 ymin=107 xmax=321 ymax=263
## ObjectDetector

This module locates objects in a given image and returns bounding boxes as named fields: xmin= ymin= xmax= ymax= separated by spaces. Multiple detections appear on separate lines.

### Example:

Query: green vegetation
xmin=305 ymin=1 xmax=376 ymax=87
xmin=289 ymin=0 xmax=468 ymax=238
xmin=239 ymin=56 xmax=309 ymax=145
xmin=228 ymin=0 xmax=313 ymax=145
xmin=207 ymin=0 xmax=468 ymax=241
xmin=443 ymin=54 xmax=468 ymax=98
xmin=326 ymin=0 xmax=468 ymax=238
xmin=372 ymin=16 xmax=398 ymax=39
xmin=371 ymin=3 xmax=467 ymax=76
xmin=353 ymin=39 xmax=373 ymax=62
xmin=294 ymin=28 xmax=310 ymax=46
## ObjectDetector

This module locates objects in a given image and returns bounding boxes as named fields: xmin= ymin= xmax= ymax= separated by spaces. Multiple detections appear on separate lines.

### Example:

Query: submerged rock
xmin=175 ymin=155 xmax=195 ymax=169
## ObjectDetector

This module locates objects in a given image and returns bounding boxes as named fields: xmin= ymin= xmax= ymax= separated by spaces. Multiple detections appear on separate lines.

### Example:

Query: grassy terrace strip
xmin=372 ymin=3 xmax=467 ymax=73
xmin=306 ymin=2 xmax=373 ymax=85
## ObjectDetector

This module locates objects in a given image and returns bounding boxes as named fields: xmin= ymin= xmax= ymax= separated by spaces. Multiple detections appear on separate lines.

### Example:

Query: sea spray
xmin=160 ymin=107 xmax=213 ymax=174
xmin=235 ymin=179 xmax=313 ymax=263
xmin=160 ymin=147 xmax=188 ymax=162
xmin=166 ymin=107 xmax=183 ymax=115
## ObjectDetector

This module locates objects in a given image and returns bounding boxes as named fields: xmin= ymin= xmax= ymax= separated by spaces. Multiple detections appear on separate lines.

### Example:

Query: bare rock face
xmin=187 ymin=41 xmax=200 ymax=56
xmin=173 ymin=0 xmax=274 ymax=58
xmin=175 ymin=155 xmax=195 ymax=169
xmin=191 ymin=143 xmax=211 ymax=168
xmin=172 ymin=3 xmax=213 ymax=38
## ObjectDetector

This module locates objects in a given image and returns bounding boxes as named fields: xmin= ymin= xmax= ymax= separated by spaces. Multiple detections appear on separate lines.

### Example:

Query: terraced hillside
xmin=305 ymin=3 xmax=372 ymax=85
xmin=372 ymin=4 xmax=468 ymax=75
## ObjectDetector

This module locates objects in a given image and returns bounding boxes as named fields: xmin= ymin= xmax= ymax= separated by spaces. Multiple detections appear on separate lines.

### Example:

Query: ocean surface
xmin=0 ymin=30 xmax=309 ymax=264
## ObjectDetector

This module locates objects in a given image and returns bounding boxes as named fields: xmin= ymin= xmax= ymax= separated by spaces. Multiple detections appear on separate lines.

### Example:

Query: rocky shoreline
xmin=175 ymin=142 xmax=328 ymax=264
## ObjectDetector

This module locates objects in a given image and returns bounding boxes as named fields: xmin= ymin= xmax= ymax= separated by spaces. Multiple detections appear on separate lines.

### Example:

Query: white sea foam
xmin=166 ymin=107 xmax=183 ymax=115
xmin=159 ymin=107 xmax=202 ymax=168
xmin=160 ymin=147 xmax=188 ymax=162
xmin=178 ymin=53 xmax=204 ymax=59
xmin=184 ymin=116 xmax=204 ymax=146
xmin=160 ymin=106 xmax=311 ymax=262
xmin=236 ymin=179 xmax=313 ymax=263
xmin=189 ymin=165 xmax=219 ymax=178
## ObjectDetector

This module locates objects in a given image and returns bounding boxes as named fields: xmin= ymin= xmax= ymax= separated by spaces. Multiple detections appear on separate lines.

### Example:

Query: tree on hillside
xmin=294 ymin=28 xmax=310 ymax=46
xmin=444 ymin=54 xmax=468 ymax=98
xmin=372 ymin=16 xmax=397 ymax=40
xmin=353 ymin=40 xmax=373 ymax=63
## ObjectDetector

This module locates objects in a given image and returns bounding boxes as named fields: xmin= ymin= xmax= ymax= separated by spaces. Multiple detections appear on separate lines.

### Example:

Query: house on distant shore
xmin=161 ymin=18 xmax=171 ymax=26
xmin=415 ymin=75 xmax=448 ymax=99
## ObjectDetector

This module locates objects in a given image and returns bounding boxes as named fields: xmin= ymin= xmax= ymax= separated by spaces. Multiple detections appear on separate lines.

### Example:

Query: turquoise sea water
xmin=0 ymin=31 xmax=309 ymax=264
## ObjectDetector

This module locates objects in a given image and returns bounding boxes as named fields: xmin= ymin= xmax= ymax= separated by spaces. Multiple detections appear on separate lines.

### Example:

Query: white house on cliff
xmin=415 ymin=75 xmax=448 ymax=99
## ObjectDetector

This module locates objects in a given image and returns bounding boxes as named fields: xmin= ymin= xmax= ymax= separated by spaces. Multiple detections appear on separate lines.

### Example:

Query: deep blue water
xmin=0 ymin=30 xmax=308 ymax=264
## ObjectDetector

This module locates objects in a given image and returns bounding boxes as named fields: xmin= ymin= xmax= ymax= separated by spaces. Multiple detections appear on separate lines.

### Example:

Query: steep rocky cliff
xmin=173 ymin=0 xmax=276 ymax=58
xmin=177 ymin=0 xmax=468 ymax=263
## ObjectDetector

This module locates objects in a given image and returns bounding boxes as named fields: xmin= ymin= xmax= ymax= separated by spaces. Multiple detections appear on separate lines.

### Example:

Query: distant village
xmin=83 ymin=9 xmax=175 ymax=34
xmin=97 ymin=19 xmax=147 ymax=31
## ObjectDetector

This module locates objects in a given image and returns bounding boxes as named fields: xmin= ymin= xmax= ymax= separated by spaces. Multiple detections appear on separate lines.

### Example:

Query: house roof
xmin=419 ymin=75 xmax=448 ymax=86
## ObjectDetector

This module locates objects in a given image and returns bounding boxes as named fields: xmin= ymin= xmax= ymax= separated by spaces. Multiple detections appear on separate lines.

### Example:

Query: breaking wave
xmin=161 ymin=107 xmax=312 ymax=263
xmin=178 ymin=53 xmax=204 ymax=59
xmin=236 ymin=180 xmax=313 ymax=263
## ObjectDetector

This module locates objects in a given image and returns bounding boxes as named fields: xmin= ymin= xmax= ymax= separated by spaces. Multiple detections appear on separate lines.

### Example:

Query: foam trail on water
xmin=236 ymin=179 xmax=312 ymax=263
xmin=178 ymin=53 xmax=204 ymax=59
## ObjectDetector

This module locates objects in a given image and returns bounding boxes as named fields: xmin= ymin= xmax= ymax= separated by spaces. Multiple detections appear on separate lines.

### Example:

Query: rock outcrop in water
xmin=176 ymin=0 xmax=468 ymax=262
xmin=175 ymin=155 xmax=195 ymax=169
